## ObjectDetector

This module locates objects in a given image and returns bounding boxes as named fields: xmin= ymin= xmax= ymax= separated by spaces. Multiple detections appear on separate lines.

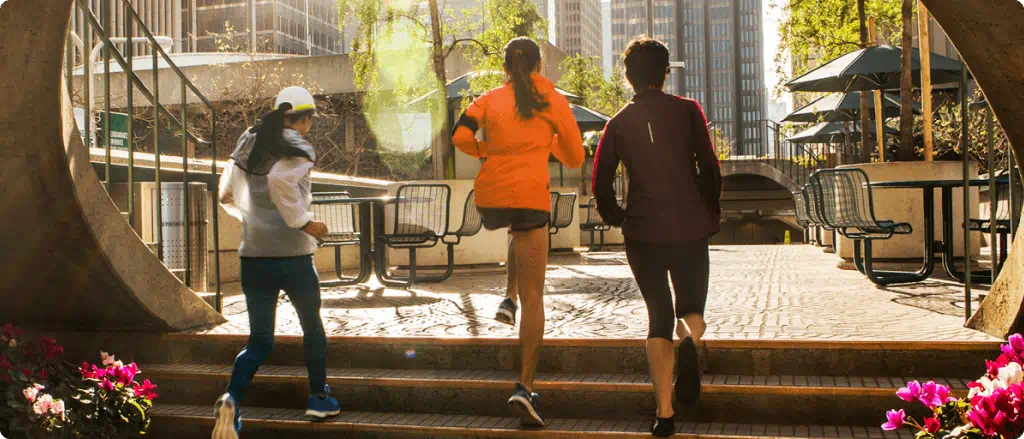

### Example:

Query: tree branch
xmin=444 ymin=38 xmax=493 ymax=59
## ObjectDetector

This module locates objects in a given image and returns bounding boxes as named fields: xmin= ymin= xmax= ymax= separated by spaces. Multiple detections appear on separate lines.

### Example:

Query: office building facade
xmin=555 ymin=0 xmax=604 ymax=66
xmin=611 ymin=0 xmax=765 ymax=154
xmin=182 ymin=0 xmax=344 ymax=55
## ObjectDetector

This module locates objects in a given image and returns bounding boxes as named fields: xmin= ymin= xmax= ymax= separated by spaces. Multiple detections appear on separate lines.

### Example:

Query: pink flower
xmin=100 ymin=352 xmax=116 ymax=367
xmin=133 ymin=379 xmax=159 ymax=400
xmin=21 ymin=367 xmax=31 ymax=378
xmin=115 ymin=363 xmax=139 ymax=385
xmin=1010 ymin=334 xmax=1024 ymax=353
xmin=38 ymin=369 xmax=48 ymax=381
xmin=923 ymin=417 xmax=941 ymax=434
xmin=935 ymin=384 xmax=957 ymax=404
xmin=967 ymin=383 xmax=1024 ymax=438
xmin=99 ymin=378 xmax=115 ymax=392
xmin=2 ymin=323 xmax=20 ymax=339
xmin=881 ymin=409 xmax=906 ymax=431
xmin=897 ymin=381 xmax=921 ymax=402
xmin=32 ymin=394 xmax=53 ymax=415
xmin=22 ymin=384 xmax=43 ymax=402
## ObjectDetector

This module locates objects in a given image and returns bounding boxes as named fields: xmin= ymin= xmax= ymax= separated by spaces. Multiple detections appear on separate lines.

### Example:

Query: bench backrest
xmin=392 ymin=184 xmax=451 ymax=238
xmin=453 ymin=190 xmax=483 ymax=237
xmin=792 ymin=190 xmax=812 ymax=228
xmin=311 ymin=192 xmax=358 ymax=241
xmin=812 ymin=168 xmax=880 ymax=231
xmin=550 ymin=192 xmax=577 ymax=229
xmin=582 ymin=197 xmax=603 ymax=226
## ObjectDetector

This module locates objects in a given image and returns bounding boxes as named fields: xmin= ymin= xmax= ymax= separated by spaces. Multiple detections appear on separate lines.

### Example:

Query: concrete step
xmin=54 ymin=332 xmax=1001 ymax=378
xmin=148 ymin=404 xmax=917 ymax=439
xmin=144 ymin=364 xmax=964 ymax=424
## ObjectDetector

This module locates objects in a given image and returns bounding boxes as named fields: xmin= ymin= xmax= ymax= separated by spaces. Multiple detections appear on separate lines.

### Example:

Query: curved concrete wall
xmin=920 ymin=0 xmax=1024 ymax=337
xmin=0 ymin=1 xmax=224 ymax=331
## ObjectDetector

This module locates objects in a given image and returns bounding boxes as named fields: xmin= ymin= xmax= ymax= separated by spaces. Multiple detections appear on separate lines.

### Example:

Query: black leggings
xmin=625 ymin=238 xmax=710 ymax=341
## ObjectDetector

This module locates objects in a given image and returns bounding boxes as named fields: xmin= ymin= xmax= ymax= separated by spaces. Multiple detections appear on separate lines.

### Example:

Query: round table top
xmin=870 ymin=178 xmax=1004 ymax=189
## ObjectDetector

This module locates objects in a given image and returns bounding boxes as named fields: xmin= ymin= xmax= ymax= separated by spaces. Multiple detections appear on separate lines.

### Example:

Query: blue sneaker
xmin=507 ymin=383 xmax=544 ymax=427
xmin=212 ymin=393 xmax=241 ymax=438
xmin=305 ymin=385 xmax=341 ymax=419
xmin=495 ymin=298 xmax=518 ymax=326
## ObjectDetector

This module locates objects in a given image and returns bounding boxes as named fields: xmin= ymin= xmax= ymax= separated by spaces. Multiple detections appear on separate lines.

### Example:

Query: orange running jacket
xmin=452 ymin=73 xmax=585 ymax=212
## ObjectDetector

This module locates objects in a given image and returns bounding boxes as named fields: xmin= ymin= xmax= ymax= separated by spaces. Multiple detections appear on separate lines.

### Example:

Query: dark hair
xmin=504 ymin=37 xmax=548 ymax=119
xmin=245 ymin=102 xmax=314 ymax=173
xmin=622 ymin=36 xmax=670 ymax=91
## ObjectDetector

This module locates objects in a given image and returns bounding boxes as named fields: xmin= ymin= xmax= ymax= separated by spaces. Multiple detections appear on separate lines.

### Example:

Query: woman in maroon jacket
xmin=592 ymin=37 xmax=722 ymax=437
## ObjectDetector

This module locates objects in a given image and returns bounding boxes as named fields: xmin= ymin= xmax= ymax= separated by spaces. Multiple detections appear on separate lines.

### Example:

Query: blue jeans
xmin=227 ymin=256 xmax=327 ymax=401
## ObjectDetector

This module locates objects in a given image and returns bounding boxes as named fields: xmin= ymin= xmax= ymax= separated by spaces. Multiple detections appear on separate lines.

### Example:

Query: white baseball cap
xmin=275 ymin=86 xmax=316 ymax=115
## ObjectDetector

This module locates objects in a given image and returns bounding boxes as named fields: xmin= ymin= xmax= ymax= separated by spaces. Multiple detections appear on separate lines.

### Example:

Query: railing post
xmin=126 ymin=3 xmax=135 ymax=230
xmin=154 ymin=43 xmax=163 ymax=260
xmin=960 ymin=65 xmax=972 ymax=322
xmin=104 ymin=0 xmax=112 ymax=192
xmin=83 ymin=6 xmax=91 ymax=151
xmin=182 ymin=81 xmax=191 ymax=288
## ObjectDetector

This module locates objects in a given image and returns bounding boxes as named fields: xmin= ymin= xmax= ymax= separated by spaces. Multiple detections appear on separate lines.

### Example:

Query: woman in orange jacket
xmin=452 ymin=37 xmax=584 ymax=428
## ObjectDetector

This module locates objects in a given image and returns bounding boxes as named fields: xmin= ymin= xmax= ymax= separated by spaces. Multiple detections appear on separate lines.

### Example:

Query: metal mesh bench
xmin=580 ymin=197 xmax=612 ymax=251
xmin=549 ymin=192 xmax=577 ymax=252
xmin=791 ymin=189 xmax=815 ymax=244
xmin=812 ymin=168 xmax=922 ymax=285
xmin=803 ymin=181 xmax=836 ymax=249
xmin=311 ymin=192 xmax=371 ymax=286
xmin=375 ymin=184 xmax=451 ymax=287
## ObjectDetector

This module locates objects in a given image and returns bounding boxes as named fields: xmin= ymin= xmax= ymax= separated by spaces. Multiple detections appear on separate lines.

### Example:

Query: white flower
xmin=51 ymin=399 xmax=65 ymax=416
xmin=101 ymin=352 xmax=114 ymax=366
xmin=22 ymin=385 xmax=40 ymax=402
xmin=999 ymin=362 xmax=1024 ymax=386
xmin=8 ymin=339 xmax=16 ymax=348
xmin=32 ymin=394 xmax=53 ymax=415
xmin=969 ymin=376 xmax=1001 ymax=399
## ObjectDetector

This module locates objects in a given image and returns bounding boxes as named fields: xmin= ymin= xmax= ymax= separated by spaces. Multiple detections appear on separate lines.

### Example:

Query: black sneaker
xmin=651 ymin=416 xmax=675 ymax=437
xmin=507 ymin=383 xmax=545 ymax=427
xmin=495 ymin=298 xmax=518 ymax=326
xmin=675 ymin=337 xmax=701 ymax=405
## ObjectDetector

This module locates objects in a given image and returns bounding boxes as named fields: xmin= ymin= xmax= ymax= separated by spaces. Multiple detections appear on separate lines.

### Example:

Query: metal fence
xmin=66 ymin=0 xmax=222 ymax=311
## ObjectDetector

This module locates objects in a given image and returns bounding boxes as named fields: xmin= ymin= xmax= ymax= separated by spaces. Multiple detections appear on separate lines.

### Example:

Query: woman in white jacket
xmin=212 ymin=87 xmax=340 ymax=439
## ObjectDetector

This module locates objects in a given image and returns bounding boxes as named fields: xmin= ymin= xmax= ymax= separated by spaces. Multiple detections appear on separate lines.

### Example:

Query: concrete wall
xmin=835 ymin=161 xmax=981 ymax=261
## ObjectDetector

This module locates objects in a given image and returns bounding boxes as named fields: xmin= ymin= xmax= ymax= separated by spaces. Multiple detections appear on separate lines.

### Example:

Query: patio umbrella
xmin=785 ymin=45 xmax=964 ymax=93
xmin=783 ymin=91 xmax=922 ymax=123
xmin=572 ymin=104 xmax=611 ymax=132
xmin=409 ymin=71 xmax=583 ymax=106
xmin=788 ymin=120 xmax=899 ymax=144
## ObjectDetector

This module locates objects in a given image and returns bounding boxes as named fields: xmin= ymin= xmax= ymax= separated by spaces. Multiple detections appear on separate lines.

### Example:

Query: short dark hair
xmin=622 ymin=36 xmax=670 ymax=91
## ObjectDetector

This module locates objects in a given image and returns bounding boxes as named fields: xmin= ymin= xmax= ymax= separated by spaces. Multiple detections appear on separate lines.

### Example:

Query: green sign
xmin=99 ymin=112 xmax=130 ymax=150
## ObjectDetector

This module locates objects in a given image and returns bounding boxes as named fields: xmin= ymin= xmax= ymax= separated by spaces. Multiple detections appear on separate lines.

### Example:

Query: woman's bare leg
xmin=513 ymin=227 xmax=549 ymax=390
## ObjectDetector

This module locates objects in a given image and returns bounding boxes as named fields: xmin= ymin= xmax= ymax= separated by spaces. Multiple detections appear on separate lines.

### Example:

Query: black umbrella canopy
xmin=409 ymin=71 xmax=583 ymax=106
xmin=572 ymin=104 xmax=611 ymax=132
xmin=785 ymin=45 xmax=964 ymax=93
xmin=783 ymin=91 xmax=922 ymax=123
xmin=788 ymin=120 xmax=900 ymax=144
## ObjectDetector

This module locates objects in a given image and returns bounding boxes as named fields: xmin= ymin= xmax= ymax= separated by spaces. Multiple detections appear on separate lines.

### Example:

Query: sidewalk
xmin=198 ymin=245 xmax=998 ymax=342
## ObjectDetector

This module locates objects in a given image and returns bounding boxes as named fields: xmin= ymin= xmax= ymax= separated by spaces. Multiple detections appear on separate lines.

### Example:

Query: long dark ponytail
xmin=245 ymin=102 xmax=314 ymax=174
xmin=504 ymin=37 xmax=548 ymax=119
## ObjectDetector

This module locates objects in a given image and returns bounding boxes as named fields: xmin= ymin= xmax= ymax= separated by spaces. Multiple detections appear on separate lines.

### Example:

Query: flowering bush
xmin=0 ymin=324 xmax=157 ymax=438
xmin=883 ymin=333 xmax=1024 ymax=439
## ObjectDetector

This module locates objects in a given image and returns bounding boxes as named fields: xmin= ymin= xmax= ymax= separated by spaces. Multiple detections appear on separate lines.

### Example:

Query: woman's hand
xmin=301 ymin=221 xmax=329 ymax=241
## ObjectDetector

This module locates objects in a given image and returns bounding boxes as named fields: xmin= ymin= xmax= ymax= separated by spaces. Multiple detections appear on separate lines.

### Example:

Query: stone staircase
xmin=54 ymin=333 xmax=998 ymax=439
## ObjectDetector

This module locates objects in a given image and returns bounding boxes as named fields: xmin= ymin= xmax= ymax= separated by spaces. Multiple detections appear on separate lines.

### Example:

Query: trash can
xmin=112 ymin=182 xmax=208 ymax=291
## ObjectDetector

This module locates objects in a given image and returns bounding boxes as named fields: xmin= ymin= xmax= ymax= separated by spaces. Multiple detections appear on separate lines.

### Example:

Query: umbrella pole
xmin=919 ymin=0 xmax=935 ymax=161
xmin=869 ymin=18 xmax=885 ymax=162
xmin=961 ymin=64 xmax=972 ymax=322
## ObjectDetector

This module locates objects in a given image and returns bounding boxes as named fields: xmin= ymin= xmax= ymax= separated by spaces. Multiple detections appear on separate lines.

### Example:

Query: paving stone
xmin=196 ymin=245 xmax=999 ymax=342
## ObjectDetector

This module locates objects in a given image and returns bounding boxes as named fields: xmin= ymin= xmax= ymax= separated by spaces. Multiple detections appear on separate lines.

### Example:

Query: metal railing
xmin=708 ymin=119 xmax=831 ymax=187
xmin=66 ymin=0 xmax=222 ymax=311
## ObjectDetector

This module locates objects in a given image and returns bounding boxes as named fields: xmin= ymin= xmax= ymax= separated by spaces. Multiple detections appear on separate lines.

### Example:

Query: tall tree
xmin=896 ymin=0 xmax=916 ymax=160
xmin=556 ymin=55 xmax=629 ymax=118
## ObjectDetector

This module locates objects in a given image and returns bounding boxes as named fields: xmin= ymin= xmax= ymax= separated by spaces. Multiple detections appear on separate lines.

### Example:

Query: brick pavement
xmin=198 ymin=245 xmax=999 ymax=342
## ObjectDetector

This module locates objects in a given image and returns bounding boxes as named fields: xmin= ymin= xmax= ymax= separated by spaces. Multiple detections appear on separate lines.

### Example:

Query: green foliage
xmin=556 ymin=55 xmax=630 ymax=117
xmin=925 ymin=90 xmax=1011 ymax=174
xmin=462 ymin=0 xmax=549 ymax=106
xmin=772 ymin=0 xmax=903 ymax=95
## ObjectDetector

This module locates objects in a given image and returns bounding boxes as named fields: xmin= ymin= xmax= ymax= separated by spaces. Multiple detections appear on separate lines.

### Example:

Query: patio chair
xmin=311 ymin=192 xmax=370 ymax=286
xmin=968 ymin=178 xmax=1018 ymax=274
xmin=436 ymin=190 xmax=485 ymax=280
xmin=580 ymin=197 xmax=612 ymax=251
xmin=549 ymin=192 xmax=577 ymax=252
xmin=375 ymin=184 xmax=451 ymax=288
xmin=804 ymin=181 xmax=836 ymax=250
xmin=812 ymin=168 xmax=922 ymax=286
xmin=791 ymin=189 xmax=816 ymax=244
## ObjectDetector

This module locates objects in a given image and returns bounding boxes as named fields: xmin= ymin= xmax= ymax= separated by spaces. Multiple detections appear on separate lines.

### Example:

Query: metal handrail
xmin=68 ymin=0 xmax=222 ymax=312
